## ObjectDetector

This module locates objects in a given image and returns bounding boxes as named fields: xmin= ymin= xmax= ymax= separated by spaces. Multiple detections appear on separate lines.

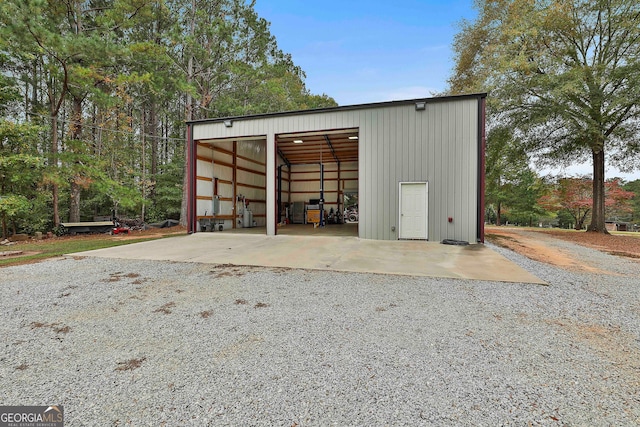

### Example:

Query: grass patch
xmin=0 ymin=235 xmax=174 ymax=268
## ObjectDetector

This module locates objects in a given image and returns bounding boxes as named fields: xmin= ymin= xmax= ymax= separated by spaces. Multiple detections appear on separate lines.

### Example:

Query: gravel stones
xmin=1 ymin=244 xmax=639 ymax=426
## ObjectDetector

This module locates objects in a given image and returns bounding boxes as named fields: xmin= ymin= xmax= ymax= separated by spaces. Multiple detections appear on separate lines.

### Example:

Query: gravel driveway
xmin=1 ymin=241 xmax=639 ymax=426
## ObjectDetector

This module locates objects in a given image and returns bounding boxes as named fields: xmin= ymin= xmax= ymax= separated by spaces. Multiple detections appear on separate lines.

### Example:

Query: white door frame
xmin=398 ymin=181 xmax=428 ymax=240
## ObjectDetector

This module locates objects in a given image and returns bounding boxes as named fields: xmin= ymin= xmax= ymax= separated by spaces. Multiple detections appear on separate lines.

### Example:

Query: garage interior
xmin=195 ymin=128 xmax=359 ymax=236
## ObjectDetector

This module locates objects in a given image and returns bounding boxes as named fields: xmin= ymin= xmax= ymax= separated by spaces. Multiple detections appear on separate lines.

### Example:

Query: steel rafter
xmin=323 ymin=135 xmax=340 ymax=164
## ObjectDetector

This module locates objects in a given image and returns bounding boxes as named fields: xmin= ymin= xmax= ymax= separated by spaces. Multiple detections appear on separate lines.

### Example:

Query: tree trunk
xmin=2 ymin=214 xmax=7 ymax=240
xmin=51 ymin=115 xmax=60 ymax=227
xmin=69 ymin=183 xmax=82 ymax=222
xmin=68 ymin=95 xmax=83 ymax=222
xmin=68 ymin=4 xmax=85 ymax=223
xmin=141 ymin=109 xmax=146 ymax=222
xmin=496 ymin=202 xmax=502 ymax=226
xmin=180 ymin=128 xmax=190 ymax=227
xmin=587 ymin=148 xmax=609 ymax=233
xmin=150 ymin=103 xmax=158 ymax=200
xmin=180 ymin=0 xmax=196 ymax=228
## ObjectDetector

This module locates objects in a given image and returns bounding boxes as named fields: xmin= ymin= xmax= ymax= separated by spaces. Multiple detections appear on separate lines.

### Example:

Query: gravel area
xmin=1 ymin=242 xmax=639 ymax=426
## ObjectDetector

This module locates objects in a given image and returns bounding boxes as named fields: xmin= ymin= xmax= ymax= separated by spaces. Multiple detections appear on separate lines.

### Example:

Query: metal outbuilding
xmin=186 ymin=93 xmax=487 ymax=243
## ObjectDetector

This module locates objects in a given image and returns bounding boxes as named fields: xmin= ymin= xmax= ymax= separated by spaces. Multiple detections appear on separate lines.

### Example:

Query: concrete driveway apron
xmin=72 ymin=233 xmax=545 ymax=284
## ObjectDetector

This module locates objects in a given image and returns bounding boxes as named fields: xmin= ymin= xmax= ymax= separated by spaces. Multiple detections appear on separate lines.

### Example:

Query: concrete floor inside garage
xmin=227 ymin=222 xmax=359 ymax=237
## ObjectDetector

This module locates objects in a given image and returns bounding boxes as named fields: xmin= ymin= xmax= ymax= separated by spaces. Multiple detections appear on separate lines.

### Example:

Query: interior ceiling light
xmin=348 ymin=136 xmax=358 ymax=140
xmin=293 ymin=139 xmax=303 ymax=144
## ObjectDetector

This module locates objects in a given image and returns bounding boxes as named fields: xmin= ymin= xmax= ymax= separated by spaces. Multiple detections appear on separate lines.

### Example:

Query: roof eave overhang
xmin=186 ymin=92 xmax=488 ymax=126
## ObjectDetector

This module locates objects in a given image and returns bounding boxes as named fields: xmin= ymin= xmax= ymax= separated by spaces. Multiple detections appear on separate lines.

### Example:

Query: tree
xmin=539 ymin=176 xmax=634 ymax=229
xmin=0 ymin=49 xmax=45 ymax=238
xmin=0 ymin=0 xmax=335 ymax=233
xmin=604 ymin=178 xmax=634 ymax=220
xmin=0 ymin=120 xmax=44 ymax=238
xmin=485 ymin=125 xmax=536 ymax=225
xmin=450 ymin=0 xmax=640 ymax=233
xmin=506 ymin=168 xmax=547 ymax=226
xmin=623 ymin=179 xmax=640 ymax=222
xmin=547 ymin=177 xmax=593 ymax=230
xmin=169 ymin=0 xmax=337 ymax=224
xmin=1 ymin=0 xmax=68 ymax=226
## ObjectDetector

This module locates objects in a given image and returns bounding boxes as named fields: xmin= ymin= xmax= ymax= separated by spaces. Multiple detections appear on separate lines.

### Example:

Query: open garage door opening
xmin=194 ymin=138 xmax=267 ymax=233
xmin=275 ymin=128 xmax=359 ymax=237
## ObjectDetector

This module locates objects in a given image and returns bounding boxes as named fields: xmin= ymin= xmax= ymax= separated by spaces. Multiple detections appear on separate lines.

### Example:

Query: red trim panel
xmin=187 ymin=124 xmax=195 ymax=233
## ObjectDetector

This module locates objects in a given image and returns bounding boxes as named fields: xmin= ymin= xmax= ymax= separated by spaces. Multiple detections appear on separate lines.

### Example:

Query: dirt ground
xmin=486 ymin=226 xmax=640 ymax=273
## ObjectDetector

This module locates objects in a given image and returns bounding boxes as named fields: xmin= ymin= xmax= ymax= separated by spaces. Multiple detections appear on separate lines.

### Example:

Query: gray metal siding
xmin=192 ymin=97 xmax=480 ymax=242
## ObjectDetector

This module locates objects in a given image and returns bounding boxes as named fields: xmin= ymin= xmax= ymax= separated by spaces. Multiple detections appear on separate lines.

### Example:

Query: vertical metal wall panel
xmin=358 ymin=110 xmax=367 ymax=238
xmin=433 ymin=103 xmax=444 ymax=240
xmin=191 ymin=95 xmax=482 ymax=242
xmin=444 ymin=102 xmax=458 ymax=241
xmin=358 ymin=110 xmax=369 ymax=239
xmin=429 ymin=104 xmax=437 ymax=238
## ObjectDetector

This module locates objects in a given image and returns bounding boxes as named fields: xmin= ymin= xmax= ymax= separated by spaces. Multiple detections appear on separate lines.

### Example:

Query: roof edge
xmin=187 ymin=92 xmax=488 ymax=125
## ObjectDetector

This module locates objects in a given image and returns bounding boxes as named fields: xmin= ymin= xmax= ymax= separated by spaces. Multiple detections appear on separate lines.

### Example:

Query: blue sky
xmin=253 ymin=0 xmax=476 ymax=105
xmin=253 ymin=1 xmax=639 ymax=180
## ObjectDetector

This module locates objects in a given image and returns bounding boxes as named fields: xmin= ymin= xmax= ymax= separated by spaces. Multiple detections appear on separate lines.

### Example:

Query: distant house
xmin=606 ymin=221 xmax=629 ymax=232
xmin=186 ymin=93 xmax=487 ymax=243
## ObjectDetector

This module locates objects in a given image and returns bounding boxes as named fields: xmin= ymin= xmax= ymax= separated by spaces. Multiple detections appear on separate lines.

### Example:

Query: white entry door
xmin=399 ymin=182 xmax=428 ymax=239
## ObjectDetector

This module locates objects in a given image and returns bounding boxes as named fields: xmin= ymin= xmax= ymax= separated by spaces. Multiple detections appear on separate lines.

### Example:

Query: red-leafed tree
xmin=605 ymin=178 xmax=635 ymax=220
xmin=540 ymin=176 xmax=634 ymax=229
xmin=550 ymin=177 xmax=592 ymax=230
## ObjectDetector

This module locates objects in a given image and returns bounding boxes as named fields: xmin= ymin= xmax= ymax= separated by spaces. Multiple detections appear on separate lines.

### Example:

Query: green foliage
xmin=0 ymin=116 xmax=44 ymax=237
xmin=0 ymin=0 xmax=337 ymax=231
xmin=556 ymin=210 xmax=575 ymax=229
xmin=0 ymin=195 xmax=30 ymax=220
xmin=147 ymin=160 xmax=184 ymax=221
xmin=485 ymin=125 xmax=544 ymax=225
xmin=20 ymin=191 xmax=52 ymax=234
xmin=623 ymin=180 xmax=640 ymax=222
xmin=506 ymin=169 xmax=547 ymax=223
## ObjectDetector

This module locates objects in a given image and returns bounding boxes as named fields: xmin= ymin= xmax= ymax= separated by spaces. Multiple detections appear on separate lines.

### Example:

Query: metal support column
xmin=277 ymin=165 xmax=282 ymax=224
xmin=320 ymin=163 xmax=324 ymax=227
